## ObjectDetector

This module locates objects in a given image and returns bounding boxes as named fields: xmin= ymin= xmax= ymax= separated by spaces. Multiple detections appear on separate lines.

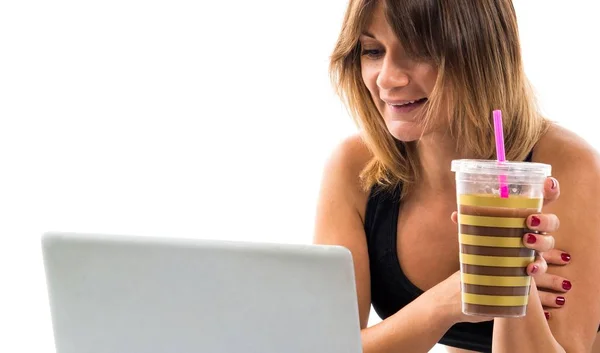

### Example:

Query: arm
xmin=360 ymin=289 xmax=457 ymax=353
xmin=492 ymin=138 xmax=600 ymax=353
xmin=313 ymin=135 xmax=456 ymax=353
xmin=493 ymin=281 xmax=566 ymax=352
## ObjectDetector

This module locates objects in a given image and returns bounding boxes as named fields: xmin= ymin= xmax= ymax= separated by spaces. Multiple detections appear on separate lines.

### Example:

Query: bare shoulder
xmin=534 ymin=123 xmax=600 ymax=236
xmin=319 ymin=134 xmax=374 ymax=219
xmin=326 ymin=133 xmax=373 ymax=179
xmin=534 ymin=123 xmax=600 ymax=183
xmin=313 ymin=134 xmax=375 ymax=328
xmin=532 ymin=125 xmax=600 ymax=350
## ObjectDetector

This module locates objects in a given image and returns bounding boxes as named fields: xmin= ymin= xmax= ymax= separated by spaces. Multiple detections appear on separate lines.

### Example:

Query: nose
xmin=376 ymin=56 xmax=410 ymax=91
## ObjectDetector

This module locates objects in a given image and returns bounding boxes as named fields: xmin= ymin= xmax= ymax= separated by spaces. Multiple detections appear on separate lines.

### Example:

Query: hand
xmin=523 ymin=177 xmax=571 ymax=318
xmin=428 ymin=271 xmax=492 ymax=324
xmin=450 ymin=177 xmax=571 ymax=317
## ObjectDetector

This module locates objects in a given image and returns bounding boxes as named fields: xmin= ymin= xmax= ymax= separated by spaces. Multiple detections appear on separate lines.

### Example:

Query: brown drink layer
xmin=463 ymin=304 xmax=527 ymax=316
xmin=462 ymin=284 xmax=530 ymax=296
xmin=461 ymin=264 xmax=528 ymax=276
xmin=459 ymin=224 xmax=528 ymax=237
xmin=458 ymin=196 xmax=541 ymax=316
xmin=460 ymin=244 xmax=533 ymax=257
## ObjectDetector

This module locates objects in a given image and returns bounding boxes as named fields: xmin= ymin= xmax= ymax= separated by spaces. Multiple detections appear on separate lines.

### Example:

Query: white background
xmin=0 ymin=1 xmax=598 ymax=352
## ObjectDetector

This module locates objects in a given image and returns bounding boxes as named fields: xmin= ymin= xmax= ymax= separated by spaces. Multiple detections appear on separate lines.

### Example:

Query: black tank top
xmin=363 ymin=152 xmax=534 ymax=352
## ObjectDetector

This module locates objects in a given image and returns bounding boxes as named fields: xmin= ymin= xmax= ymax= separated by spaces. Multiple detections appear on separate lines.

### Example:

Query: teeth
xmin=392 ymin=100 xmax=416 ymax=106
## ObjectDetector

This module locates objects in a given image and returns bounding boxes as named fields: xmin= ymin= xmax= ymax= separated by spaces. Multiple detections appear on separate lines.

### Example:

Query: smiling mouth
xmin=389 ymin=97 xmax=428 ymax=108
xmin=386 ymin=97 xmax=428 ymax=114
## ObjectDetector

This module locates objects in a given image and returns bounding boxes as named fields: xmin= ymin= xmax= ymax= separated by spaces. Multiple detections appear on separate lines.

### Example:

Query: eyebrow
xmin=360 ymin=31 xmax=376 ymax=39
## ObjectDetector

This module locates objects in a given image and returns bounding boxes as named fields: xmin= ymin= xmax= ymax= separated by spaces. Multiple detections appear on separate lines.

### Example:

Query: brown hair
xmin=330 ymin=0 xmax=549 ymax=197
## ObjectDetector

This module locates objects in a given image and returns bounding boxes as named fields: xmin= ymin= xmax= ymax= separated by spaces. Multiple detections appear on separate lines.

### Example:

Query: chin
xmin=385 ymin=120 xmax=425 ymax=142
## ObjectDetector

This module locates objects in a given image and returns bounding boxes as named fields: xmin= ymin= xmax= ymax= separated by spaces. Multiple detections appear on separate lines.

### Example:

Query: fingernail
xmin=544 ymin=311 xmax=550 ymax=320
xmin=531 ymin=265 xmax=539 ymax=274
xmin=530 ymin=216 xmax=541 ymax=227
xmin=561 ymin=253 xmax=571 ymax=262
xmin=550 ymin=178 xmax=557 ymax=190
xmin=562 ymin=280 xmax=572 ymax=291
xmin=526 ymin=234 xmax=537 ymax=244
xmin=556 ymin=296 xmax=565 ymax=306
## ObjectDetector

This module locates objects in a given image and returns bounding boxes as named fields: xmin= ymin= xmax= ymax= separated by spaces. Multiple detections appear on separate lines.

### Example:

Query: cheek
xmin=361 ymin=63 xmax=380 ymax=99
xmin=419 ymin=64 xmax=438 ymax=94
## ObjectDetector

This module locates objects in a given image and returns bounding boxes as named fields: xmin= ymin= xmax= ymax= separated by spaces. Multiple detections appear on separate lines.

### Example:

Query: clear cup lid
xmin=451 ymin=159 xmax=551 ymax=177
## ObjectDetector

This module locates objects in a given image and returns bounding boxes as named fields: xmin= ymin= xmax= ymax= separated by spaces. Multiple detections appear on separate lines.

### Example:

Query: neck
xmin=414 ymin=131 xmax=471 ymax=193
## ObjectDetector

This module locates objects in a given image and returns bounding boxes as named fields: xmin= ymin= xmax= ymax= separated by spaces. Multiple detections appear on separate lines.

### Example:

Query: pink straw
xmin=493 ymin=110 xmax=509 ymax=198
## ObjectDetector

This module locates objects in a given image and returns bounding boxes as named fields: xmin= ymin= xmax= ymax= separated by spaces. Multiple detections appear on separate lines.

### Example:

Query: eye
xmin=360 ymin=46 xmax=383 ymax=59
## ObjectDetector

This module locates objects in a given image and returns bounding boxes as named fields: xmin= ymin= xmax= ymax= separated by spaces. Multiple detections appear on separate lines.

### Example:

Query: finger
xmin=527 ymin=255 xmax=548 ymax=276
xmin=543 ymin=177 xmax=560 ymax=206
xmin=527 ymin=213 xmax=560 ymax=233
xmin=534 ymin=273 xmax=572 ymax=293
xmin=451 ymin=211 xmax=458 ymax=224
xmin=542 ymin=249 xmax=571 ymax=265
xmin=523 ymin=233 xmax=556 ymax=253
xmin=539 ymin=291 xmax=567 ymax=308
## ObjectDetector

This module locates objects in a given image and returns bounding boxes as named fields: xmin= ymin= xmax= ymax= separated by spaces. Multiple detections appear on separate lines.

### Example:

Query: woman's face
xmin=360 ymin=2 xmax=440 ymax=141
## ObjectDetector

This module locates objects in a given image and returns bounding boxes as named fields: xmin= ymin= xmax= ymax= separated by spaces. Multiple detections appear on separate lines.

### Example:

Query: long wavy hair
xmin=330 ymin=0 xmax=549 ymax=198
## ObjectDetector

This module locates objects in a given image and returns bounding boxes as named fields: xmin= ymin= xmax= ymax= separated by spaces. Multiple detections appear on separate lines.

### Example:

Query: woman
xmin=314 ymin=1 xmax=600 ymax=352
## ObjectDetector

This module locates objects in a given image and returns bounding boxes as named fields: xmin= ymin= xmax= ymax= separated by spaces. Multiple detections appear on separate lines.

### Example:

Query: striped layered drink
xmin=451 ymin=160 xmax=551 ymax=317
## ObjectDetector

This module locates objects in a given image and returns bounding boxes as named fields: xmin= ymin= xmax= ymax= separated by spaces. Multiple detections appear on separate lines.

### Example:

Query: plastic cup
xmin=451 ymin=159 xmax=551 ymax=317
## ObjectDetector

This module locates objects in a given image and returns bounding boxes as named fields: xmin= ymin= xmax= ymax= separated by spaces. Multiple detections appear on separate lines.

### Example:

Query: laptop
xmin=41 ymin=232 xmax=363 ymax=353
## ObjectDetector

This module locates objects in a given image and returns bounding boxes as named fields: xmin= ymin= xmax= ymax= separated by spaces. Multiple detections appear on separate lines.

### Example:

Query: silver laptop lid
xmin=41 ymin=232 xmax=362 ymax=353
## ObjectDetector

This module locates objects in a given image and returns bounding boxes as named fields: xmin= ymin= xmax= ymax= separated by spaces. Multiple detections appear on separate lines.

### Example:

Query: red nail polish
xmin=556 ymin=296 xmax=565 ymax=306
xmin=526 ymin=234 xmax=537 ymax=244
xmin=561 ymin=253 xmax=571 ymax=262
xmin=562 ymin=280 xmax=572 ymax=290
xmin=544 ymin=311 xmax=550 ymax=320
xmin=530 ymin=216 xmax=541 ymax=227
xmin=531 ymin=265 xmax=539 ymax=274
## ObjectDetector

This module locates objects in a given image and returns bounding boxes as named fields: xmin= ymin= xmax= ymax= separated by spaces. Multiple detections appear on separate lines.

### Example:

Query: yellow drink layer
xmin=459 ymin=194 xmax=543 ymax=209
xmin=462 ymin=293 xmax=529 ymax=306
xmin=458 ymin=214 xmax=526 ymax=228
xmin=459 ymin=234 xmax=524 ymax=248
xmin=461 ymin=273 xmax=531 ymax=287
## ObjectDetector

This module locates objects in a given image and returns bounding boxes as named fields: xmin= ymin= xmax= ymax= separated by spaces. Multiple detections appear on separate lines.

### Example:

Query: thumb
xmin=451 ymin=211 xmax=458 ymax=224
xmin=543 ymin=177 xmax=560 ymax=206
